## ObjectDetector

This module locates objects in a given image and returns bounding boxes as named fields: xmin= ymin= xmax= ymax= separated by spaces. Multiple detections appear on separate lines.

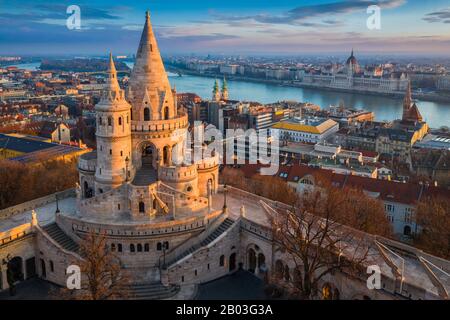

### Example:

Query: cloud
xmin=212 ymin=0 xmax=406 ymax=27
xmin=423 ymin=8 xmax=450 ymax=23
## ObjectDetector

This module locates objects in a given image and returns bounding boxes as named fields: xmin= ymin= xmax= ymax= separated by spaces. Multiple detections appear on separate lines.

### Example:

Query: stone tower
xmin=212 ymin=79 xmax=221 ymax=102
xmin=221 ymin=77 xmax=229 ymax=101
xmin=402 ymin=81 xmax=412 ymax=120
xmin=94 ymin=53 xmax=132 ymax=193
xmin=127 ymin=11 xmax=176 ymax=122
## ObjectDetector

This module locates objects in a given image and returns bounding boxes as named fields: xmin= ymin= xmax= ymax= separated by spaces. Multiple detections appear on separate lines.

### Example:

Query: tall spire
xmin=212 ymin=79 xmax=221 ymax=102
xmin=402 ymin=81 xmax=412 ymax=120
xmin=105 ymin=52 xmax=120 ymax=94
xmin=221 ymin=77 xmax=229 ymax=101
xmin=128 ymin=11 xmax=175 ymax=121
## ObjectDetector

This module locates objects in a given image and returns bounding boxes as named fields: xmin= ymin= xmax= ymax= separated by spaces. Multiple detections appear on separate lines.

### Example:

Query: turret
xmin=127 ymin=11 xmax=176 ymax=122
xmin=221 ymin=77 xmax=229 ymax=101
xmin=212 ymin=79 xmax=221 ymax=102
xmin=94 ymin=53 xmax=132 ymax=193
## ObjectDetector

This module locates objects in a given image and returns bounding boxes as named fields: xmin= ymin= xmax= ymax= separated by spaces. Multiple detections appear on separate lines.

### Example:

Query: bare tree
xmin=60 ymin=231 xmax=129 ymax=300
xmin=266 ymin=185 xmax=372 ymax=300
xmin=415 ymin=195 xmax=450 ymax=259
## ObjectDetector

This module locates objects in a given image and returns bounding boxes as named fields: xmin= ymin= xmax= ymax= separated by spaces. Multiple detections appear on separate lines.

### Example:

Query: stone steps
xmin=42 ymin=223 xmax=79 ymax=252
xmin=124 ymin=282 xmax=180 ymax=300
xmin=165 ymin=218 xmax=234 ymax=267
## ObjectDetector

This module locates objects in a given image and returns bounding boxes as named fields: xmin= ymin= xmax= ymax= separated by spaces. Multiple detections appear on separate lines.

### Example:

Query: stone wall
xmin=0 ymin=189 xmax=75 ymax=220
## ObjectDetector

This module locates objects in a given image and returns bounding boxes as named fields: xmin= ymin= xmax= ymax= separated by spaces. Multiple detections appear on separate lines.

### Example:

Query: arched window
xmin=137 ymin=244 xmax=143 ymax=252
xmin=108 ymin=117 xmax=112 ymax=126
xmin=111 ymin=243 xmax=116 ymax=252
xmin=219 ymin=255 xmax=225 ymax=267
xmin=164 ymin=106 xmax=169 ymax=120
xmin=144 ymin=108 xmax=150 ymax=121
xmin=118 ymin=117 xmax=122 ymax=125
xmin=139 ymin=201 xmax=145 ymax=213
xmin=130 ymin=244 xmax=135 ymax=253
xmin=50 ymin=260 xmax=54 ymax=272
xmin=404 ymin=225 xmax=411 ymax=236
xmin=163 ymin=241 xmax=169 ymax=250
xmin=144 ymin=243 xmax=150 ymax=252
xmin=117 ymin=244 xmax=122 ymax=252
xmin=126 ymin=115 xmax=129 ymax=123
xmin=157 ymin=242 xmax=162 ymax=251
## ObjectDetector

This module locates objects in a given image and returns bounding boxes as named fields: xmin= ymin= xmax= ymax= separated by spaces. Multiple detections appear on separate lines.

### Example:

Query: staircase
xmin=42 ymin=223 xmax=79 ymax=252
xmin=132 ymin=165 xmax=157 ymax=186
xmin=125 ymin=283 xmax=180 ymax=300
xmin=165 ymin=218 xmax=234 ymax=268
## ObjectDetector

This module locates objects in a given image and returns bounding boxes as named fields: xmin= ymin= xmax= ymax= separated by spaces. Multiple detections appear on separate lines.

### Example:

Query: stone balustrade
xmin=0 ymin=222 xmax=32 ymax=247
xmin=158 ymin=164 xmax=198 ymax=182
xmin=131 ymin=114 xmax=188 ymax=133
xmin=0 ymin=189 xmax=76 ymax=220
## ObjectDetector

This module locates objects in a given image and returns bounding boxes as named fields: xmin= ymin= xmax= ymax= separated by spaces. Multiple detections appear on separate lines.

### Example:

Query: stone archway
xmin=229 ymin=252 xmax=236 ymax=272
xmin=247 ymin=248 xmax=256 ymax=273
xmin=139 ymin=141 xmax=158 ymax=170
xmin=7 ymin=257 xmax=24 ymax=284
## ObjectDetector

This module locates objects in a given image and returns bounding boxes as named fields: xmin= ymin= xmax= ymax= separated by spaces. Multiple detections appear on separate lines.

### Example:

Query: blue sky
xmin=0 ymin=0 xmax=449 ymax=56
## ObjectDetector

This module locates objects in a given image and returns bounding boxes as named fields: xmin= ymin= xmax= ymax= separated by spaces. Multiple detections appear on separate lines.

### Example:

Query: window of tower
xmin=120 ymin=151 xmax=123 ymax=156
xmin=144 ymin=107 xmax=150 ymax=121
xmin=139 ymin=201 xmax=145 ymax=213
xmin=118 ymin=117 xmax=122 ymax=125
xmin=164 ymin=106 xmax=169 ymax=120
xmin=108 ymin=117 xmax=112 ymax=126
xmin=99 ymin=117 xmax=103 ymax=125
xmin=130 ymin=244 xmax=135 ymax=253
xmin=110 ymin=149 xmax=112 ymax=155
xmin=127 ymin=115 xmax=129 ymax=123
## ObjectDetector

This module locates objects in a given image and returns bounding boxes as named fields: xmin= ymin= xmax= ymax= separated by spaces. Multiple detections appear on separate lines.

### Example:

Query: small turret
xmin=212 ymin=79 xmax=221 ymax=102
xmin=221 ymin=77 xmax=229 ymax=101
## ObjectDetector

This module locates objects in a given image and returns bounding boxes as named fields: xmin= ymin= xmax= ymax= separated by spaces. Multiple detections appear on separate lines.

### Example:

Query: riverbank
xmin=166 ymin=65 xmax=450 ymax=104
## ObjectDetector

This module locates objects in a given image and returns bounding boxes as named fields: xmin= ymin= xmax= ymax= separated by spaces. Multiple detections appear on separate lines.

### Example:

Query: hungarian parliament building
xmin=300 ymin=50 xmax=409 ymax=93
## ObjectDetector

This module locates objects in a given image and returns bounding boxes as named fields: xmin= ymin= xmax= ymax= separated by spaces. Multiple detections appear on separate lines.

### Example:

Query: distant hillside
xmin=40 ymin=59 xmax=130 ymax=72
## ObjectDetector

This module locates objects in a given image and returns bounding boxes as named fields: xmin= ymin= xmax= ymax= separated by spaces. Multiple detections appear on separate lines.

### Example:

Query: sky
xmin=0 ymin=0 xmax=449 ymax=56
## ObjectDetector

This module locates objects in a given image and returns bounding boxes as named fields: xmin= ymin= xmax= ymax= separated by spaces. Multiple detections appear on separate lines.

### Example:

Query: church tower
xmin=212 ymin=79 xmax=221 ymax=102
xmin=127 ymin=11 xmax=176 ymax=122
xmin=221 ymin=77 xmax=229 ymax=101
xmin=94 ymin=53 xmax=132 ymax=193
xmin=402 ymin=81 xmax=412 ymax=120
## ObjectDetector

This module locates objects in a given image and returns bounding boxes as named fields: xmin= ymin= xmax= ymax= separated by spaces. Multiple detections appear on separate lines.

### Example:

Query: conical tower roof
xmin=128 ymin=11 xmax=174 ymax=120
xmin=95 ymin=52 xmax=130 ymax=112
xmin=105 ymin=52 xmax=120 ymax=93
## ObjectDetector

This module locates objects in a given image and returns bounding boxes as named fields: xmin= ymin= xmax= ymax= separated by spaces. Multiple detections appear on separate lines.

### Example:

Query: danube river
xmin=12 ymin=62 xmax=450 ymax=128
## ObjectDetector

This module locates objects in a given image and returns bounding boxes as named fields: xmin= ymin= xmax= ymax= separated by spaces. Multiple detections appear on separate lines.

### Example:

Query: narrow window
xmin=111 ymin=243 xmax=116 ymax=252
xmin=139 ymin=202 xmax=145 ymax=213
xmin=118 ymin=244 xmax=122 ymax=252
xmin=108 ymin=117 xmax=112 ymax=126
xmin=50 ymin=260 xmax=54 ymax=272
xmin=144 ymin=243 xmax=150 ymax=252
xmin=219 ymin=255 xmax=225 ymax=266
xmin=137 ymin=244 xmax=143 ymax=252
xmin=130 ymin=244 xmax=135 ymax=253
xmin=118 ymin=117 xmax=122 ymax=125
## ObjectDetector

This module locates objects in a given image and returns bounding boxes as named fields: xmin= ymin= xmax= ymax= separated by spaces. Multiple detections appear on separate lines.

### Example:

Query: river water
xmin=11 ymin=62 xmax=450 ymax=128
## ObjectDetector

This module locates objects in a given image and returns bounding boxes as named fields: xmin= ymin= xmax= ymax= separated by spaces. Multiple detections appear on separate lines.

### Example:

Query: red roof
xmin=228 ymin=163 xmax=449 ymax=205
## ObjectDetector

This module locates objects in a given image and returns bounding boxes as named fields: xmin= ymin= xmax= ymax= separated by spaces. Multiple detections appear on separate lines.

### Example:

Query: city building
xmin=271 ymin=118 xmax=339 ymax=144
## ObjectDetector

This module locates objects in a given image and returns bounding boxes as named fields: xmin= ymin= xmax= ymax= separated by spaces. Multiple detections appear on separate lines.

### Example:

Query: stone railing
xmin=131 ymin=114 xmax=188 ymax=132
xmin=0 ymin=189 xmax=76 ymax=221
xmin=78 ymin=151 xmax=97 ymax=172
xmin=0 ymin=222 xmax=33 ymax=247
xmin=158 ymin=163 xmax=198 ymax=182
xmin=196 ymin=154 xmax=220 ymax=170
xmin=161 ymin=210 xmax=226 ymax=269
